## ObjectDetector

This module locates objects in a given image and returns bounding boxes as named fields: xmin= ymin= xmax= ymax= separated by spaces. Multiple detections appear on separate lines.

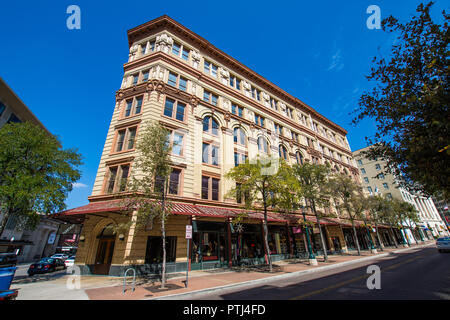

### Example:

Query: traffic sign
xmin=186 ymin=225 xmax=192 ymax=239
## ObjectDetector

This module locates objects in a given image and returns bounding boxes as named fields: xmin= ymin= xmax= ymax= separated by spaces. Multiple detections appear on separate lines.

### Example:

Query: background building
xmin=0 ymin=77 xmax=63 ymax=262
xmin=353 ymin=145 xmax=449 ymax=241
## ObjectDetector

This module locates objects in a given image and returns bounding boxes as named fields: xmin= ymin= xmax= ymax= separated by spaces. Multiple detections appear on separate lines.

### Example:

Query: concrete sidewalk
xmin=84 ymin=241 xmax=435 ymax=300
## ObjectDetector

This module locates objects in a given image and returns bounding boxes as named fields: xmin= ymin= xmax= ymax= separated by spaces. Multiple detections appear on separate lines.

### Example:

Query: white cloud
xmin=327 ymin=49 xmax=344 ymax=71
xmin=72 ymin=182 xmax=88 ymax=188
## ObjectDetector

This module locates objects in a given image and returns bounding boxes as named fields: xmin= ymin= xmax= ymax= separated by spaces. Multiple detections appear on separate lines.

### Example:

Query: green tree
xmin=349 ymin=195 xmax=376 ymax=252
xmin=225 ymin=156 xmax=280 ymax=272
xmin=284 ymin=162 xmax=332 ymax=262
xmin=353 ymin=2 xmax=450 ymax=198
xmin=367 ymin=195 xmax=389 ymax=251
xmin=0 ymin=122 xmax=82 ymax=236
xmin=116 ymin=121 xmax=172 ymax=288
xmin=396 ymin=200 xmax=421 ymax=245
xmin=328 ymin=173 xmax=363 ymax=255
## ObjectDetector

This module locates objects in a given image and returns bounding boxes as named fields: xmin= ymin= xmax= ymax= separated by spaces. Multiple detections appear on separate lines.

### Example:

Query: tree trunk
xmin=160 ymin=180 xmax=168 ymax=289
xmin=375 ymin=224 xmax=384 ymax=251
xmin=0 ymin=210 xmax=10 ymax=238
xmin=263 ymin=207 xmax=272 ymax=272
xmin=351 ymin=218 xmax=361 ymax=255
xmin=311 ymin=199 xmax=328 ymax=262
xmin=389 ymin=225 xmax=399 ymax=248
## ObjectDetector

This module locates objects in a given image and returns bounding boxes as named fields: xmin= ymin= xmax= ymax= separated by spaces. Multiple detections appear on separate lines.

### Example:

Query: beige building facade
xmin=62 ymin=16 xmax=390 ymax=276
xmin=353 ymin=145 xmax=449 ymax=240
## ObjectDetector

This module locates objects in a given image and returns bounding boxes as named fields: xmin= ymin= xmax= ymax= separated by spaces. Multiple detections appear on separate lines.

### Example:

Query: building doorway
xmin=93 ymin=226 xmax=116 ymax=275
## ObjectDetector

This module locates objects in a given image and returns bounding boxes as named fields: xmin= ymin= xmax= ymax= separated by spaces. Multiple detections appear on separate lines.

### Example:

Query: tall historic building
xmin=353 ymin=145 xmax=449 ymax=240
xmin=62 ymin=16 xmax=379 ymax=276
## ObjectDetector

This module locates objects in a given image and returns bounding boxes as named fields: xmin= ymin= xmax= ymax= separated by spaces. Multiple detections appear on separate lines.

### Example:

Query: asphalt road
xmin=187 ymin=246 xmax=450 ymax=300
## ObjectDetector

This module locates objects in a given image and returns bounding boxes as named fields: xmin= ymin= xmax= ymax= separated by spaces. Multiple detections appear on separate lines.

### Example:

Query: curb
xmin=147 ymin=243 xmax=434 ymax=300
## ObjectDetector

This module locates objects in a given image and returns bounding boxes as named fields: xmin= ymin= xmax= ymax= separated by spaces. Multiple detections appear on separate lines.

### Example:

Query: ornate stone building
xmin=62 ymin=16 xmax=367 ymax=276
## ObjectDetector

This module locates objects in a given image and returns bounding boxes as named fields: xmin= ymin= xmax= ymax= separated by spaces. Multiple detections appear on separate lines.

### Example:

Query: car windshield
xmin=39 ymin=258 xmax=55 ymax=263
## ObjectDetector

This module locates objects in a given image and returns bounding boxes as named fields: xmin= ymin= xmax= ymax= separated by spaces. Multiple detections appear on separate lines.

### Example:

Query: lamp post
xmin=299 ymin=204 xmax=317 ymax=266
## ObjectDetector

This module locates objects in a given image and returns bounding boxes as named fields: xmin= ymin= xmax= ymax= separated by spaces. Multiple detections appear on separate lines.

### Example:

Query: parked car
xmin=27 ymin=258 xmax=66 ymax=276
xmin=436 ymin=237 xmax=450 ymax=253
xmin=64 ymin=256 xmax=76 ymax=268
xmin=50 ymin=254 xmax=69 ymax=261
xmin=0 ymin=253 xmax=17 ymax=267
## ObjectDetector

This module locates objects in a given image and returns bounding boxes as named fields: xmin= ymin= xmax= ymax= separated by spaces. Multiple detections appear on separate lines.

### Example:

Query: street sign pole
xmin=184 ymin=225 xmax=192 ymax=288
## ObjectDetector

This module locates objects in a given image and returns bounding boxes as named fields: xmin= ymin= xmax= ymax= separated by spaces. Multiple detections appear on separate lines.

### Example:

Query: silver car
xmin=436 ymin=237 xmax=450 ymax=253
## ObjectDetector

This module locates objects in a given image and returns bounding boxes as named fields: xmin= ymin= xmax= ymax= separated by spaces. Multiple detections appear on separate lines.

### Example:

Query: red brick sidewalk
xmin=85 ymin=242 xmax=434 ymax=300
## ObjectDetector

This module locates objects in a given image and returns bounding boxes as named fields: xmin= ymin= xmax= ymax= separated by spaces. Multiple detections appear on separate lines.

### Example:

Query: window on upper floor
xmin=296 ymin=152 xmax=304 ymax=165
xmin=142 ymin=70 xmax=149 ymax=82
xmin=105 ymin=164 xmax=130 ymax=194
xmin=163 ymin=98 xmax=186 ymax=122
xmin=114 ymin=126 xmax=137 ymax=153
xmin=202 ymin=142 xmax=219 ymax=166
xmin=171 ymin=41 xmax=190 ymax=61
xmin=375 ymin=163 xmax=381 ymax=170
xmin=251 ymin=87 xmax=260 ymax=101
xmin=360 ymin=168 xmax=366 ymax=174
xmin=285 ymin=107 xmax=293 ymax=119
xmin=168 ymin=168 xmax=183 ymax=195
xmin=386 ymin=193 xmax=393 ymax=200
xmin=132 ymin=73 xmax=139 ymax=85
xmin=123 ymin=96 xmax=143 ymax=118
xmin=234 ymin=151 xmax=247 ymax=167
xmin=140 ymin=43 xmax=147 ymax=55
xmin=291 ymin=132 xmax=299 ymax=142
xmin=166 ymin=130 xmax=185 ymax=156
xmin=204 ymin=60 xmax=218 ymax=78
xmin=257 ymin=136 xmax=269 ymax=154
xmin=203 ymin=90 xmax=218 ymax=106
xmin=229 ymin=75 xmax=241 ymax=90
xmin=7 ymin=113 xmax=21 ymax=124
xmin=378 ymin=173 xmax=385 ymax=179
xmin=254 ymin=114 xmax=264 ymax=127
xmin=201 ymin=175 xmax=220 ymax=201
xmin=233 ymin=127 xmax=246 ymax=146
xmin=270 ymin=98 xmax=278 ymax=110
xmin=279 ymin=145 xmax=288 ymax=160
xmin=274 ymin=123 xmax=283 ymax=136
xmin=231 ymin=103 xmax=244 ymax=117
xmin=0 ymin=102 xmax=5 ymax=117
xmin=203 ymin=116 xmax=219 ymax=136
xmin=357 ymin=159 xmax=363 ymax=165
xmin=383 ymin=183 xmax=389 ymax=190
xmin=167 ymin=71 xmax=187 ymax=91
xmin=364 ymin=177 xmax=369 ymax=183
xmin=367 ymin=186 xmax=373 ymax=194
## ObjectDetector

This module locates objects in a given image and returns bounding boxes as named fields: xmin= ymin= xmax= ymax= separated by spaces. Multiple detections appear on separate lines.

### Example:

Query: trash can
xmin=0 ymin=267 xmax=17 ymax=291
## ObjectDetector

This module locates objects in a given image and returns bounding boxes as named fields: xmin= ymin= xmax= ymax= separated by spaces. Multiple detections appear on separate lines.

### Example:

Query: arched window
xmin=278 ymin=145 xmax=288 ymax=160
xmin=203 ymin=116 xmax=219 ymax=135
xmin=296 ymin=152 xmax=304 ymax=165
xmin=257 ymin=136 xmax=269 ymax=154
xmin=233 ymin=127 xmax=246 ymax=146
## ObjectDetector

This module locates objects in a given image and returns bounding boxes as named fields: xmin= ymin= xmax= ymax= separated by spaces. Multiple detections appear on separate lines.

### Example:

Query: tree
xmin=367 ymin=195 xmax=389 ymax=251
xmin=225 ymin=156 xmax=280 ymax=272
xmin=396 ymin=200 xmax=421 ymax=244
xmin=283 ymin=162 xmax=332 ymax=262
xmin=0 ymin=122 xmax=82 ymax=236
xmin=116 ymin=121 xmax=172 ymax=288
xmin=349 ymin=195 xmax=376 ymax=252
xmin=353 ymin=2 xmax=450 ymax=198
xmin=390 ymin=198 xmax=410 ymax=246
xmin=328 ymin=174 xmax=363 ymax=255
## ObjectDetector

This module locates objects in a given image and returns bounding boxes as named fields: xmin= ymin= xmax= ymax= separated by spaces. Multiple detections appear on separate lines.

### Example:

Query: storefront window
xmin=268 ymin=225 xmax=289 ymax=255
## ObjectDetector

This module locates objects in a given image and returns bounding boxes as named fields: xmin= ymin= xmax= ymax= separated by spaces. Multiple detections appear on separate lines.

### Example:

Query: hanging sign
xmin=185 ymin=225 xmax=192 ymax=239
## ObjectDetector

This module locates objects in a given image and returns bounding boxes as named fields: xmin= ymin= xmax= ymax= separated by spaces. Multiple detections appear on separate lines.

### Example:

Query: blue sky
xmin=0 ymin=0 xmax=447 ymax=210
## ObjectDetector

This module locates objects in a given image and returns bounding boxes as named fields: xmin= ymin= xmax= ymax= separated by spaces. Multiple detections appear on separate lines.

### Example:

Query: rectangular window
xmin=357 ymin=160 xmax=363 ymax=165
xmin=204 ymin=61 xmax=210 ymax=74
xmin=204 ymin=60 xmax=218 ymax=77
xmin=375 ymin=164 xmax=381 ymax=170
xmin=211 ymin=178 xmax=219 ymax=200
xmin=145 ymin=236 xmax=177 ymax=263
xmin=172 ymin=42 xmax=180 ymax=56
xmin=364 ymin=177 xmax=369 ymax=183
xmin=200 ymin=176 xmax=219 ymax=201
xmin=383 ymin=183 xmax=389 ymax=190
xmin=150 ymin=41 xmax=155 ymax=52
xmin=231 ymin=103 xmax=243 ymax=117
xmin=203 ymin=90 xmax=218 ymax=106
xmin=202 ymin=143 xmax=219 ymax=166
xmin=182 ymin=48 xmax=189 ymax=61
xmin=168 ymin=72 xmax=177 ymax=87
xmin=123 ymin=96 xmax=143 ymax=118
xmin=367 ymin=187 xmax=373 ymax=194
xmin=127 ymin=127 xmax=137 ymax=150
xmin=234 ymin=151 xmax=247 ymax=167
xmin=201 ymin=176 xmax=209 ymax=199
xmin=378 ymin=173 xmax=385 ymax=179
xmin=211 ymin=146 xmax=219 ymax=166
xmin=202 ymin=143 xmax=209 ymax=164
xmin=141 ymin=43 xmax=147 ymax=55
xmin=171 ymin=132 xmax=184 ymax=156
xmin=179 ymin=77 xmax=187 ymax=91
xmin=163 ymin=98 xmax=185 ymax=122
xmin=142 ymin=70 xmax=149 ymax=82
xmin=132 ymin=74 xmax=139 ymax=85
xmin=105 ymin=164 xmax=130 ymax=194
xmin=254 ymin=114 xmax=264 ymax=127
xmin=360 ymin=168 xmax=366 ymax=174
xmin=211 ymin=65 xmax=218 ymax=78
xmin=169 ymin=168 xmax=182 ymax=195
xmin=116 ymin=130 xmax=126 ymax=152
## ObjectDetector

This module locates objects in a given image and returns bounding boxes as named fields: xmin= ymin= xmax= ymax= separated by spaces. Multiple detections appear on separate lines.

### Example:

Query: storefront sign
xmin=185 ymin=225 xmax=192 ymax=239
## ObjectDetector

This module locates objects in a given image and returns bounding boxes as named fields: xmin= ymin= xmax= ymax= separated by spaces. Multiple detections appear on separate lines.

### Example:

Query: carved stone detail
xmin=219 ymin=67 xmax=230 ymax=85
xmin=190 ymin=50 xmax=201 ymax=69
xmin=155 ymin=33 xmax=173 ymax=54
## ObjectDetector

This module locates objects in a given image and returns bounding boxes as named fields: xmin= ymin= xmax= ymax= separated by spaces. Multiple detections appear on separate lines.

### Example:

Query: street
xmin=183 ymin=246 xmax=450 ymax=300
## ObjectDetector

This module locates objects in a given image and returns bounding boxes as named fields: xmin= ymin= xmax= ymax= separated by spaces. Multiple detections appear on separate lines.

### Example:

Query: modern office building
xmin=0 ymin=77 xmax=63 ymax=261
xmin=59 ymin=16 xmax=389 ymax=276
xmin=353 ymin=145 xmax=449 ymax=241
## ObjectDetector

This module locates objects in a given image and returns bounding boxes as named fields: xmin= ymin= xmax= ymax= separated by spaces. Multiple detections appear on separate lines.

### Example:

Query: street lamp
xmin=299 ymin=203 xmax=317 ymax=266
